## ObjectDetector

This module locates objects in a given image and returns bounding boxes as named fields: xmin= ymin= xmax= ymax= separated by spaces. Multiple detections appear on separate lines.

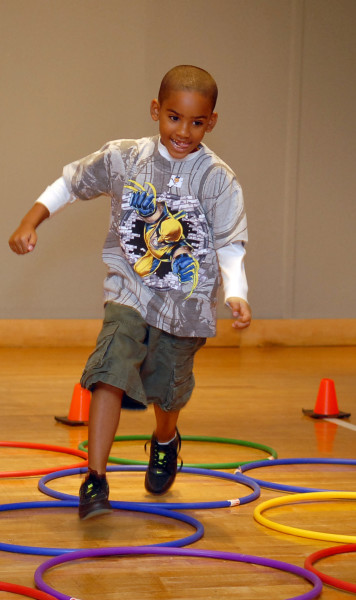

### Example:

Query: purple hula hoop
xmin=35 ymin=546 xmax=322 ymax=600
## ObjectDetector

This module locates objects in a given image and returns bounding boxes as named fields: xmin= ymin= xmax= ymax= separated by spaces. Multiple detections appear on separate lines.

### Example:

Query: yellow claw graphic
xmin=183 ymin=255 xmax=199 ymax=299
xmin=124 ymin=180 xmax=157 ymax=201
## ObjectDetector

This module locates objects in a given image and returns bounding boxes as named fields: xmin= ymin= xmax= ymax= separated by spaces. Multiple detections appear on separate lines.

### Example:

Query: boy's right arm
xmin=9 ymin=176 xmax=73 ymax=255
xmin=8 ymin=202 xmax=50 ymax=254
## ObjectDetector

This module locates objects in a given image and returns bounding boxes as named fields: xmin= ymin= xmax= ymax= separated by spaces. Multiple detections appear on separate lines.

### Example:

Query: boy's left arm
xmin=216 ymin=241 xmax=251 ymax=330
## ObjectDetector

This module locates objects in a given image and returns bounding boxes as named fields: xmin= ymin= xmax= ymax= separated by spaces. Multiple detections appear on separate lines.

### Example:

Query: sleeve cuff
xmin=216 ymin=242 xmax=248 ymax=303
xmin=35 ymin=176 xmax=75 ymax=216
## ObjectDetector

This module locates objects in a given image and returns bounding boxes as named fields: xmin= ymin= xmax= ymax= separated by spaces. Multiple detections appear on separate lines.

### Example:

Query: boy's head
xmin=158 ymin=65 xmax=218 ymax=111
xmin=151 ymin=65 xmax=218 ymax=160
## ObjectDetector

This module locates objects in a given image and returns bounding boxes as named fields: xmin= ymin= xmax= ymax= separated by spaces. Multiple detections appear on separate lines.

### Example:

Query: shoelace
xmin=84 ymin=474 xmax=108 ymax=499
xmin=145 ymin=433 xmax=183 ymax=472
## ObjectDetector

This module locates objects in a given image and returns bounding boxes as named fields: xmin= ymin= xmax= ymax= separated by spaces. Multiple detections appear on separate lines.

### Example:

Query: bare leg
xmin=88 ymin=382 xmax=124 ymax=474
xmin=154 ymin=404 xmax=180 ymax=442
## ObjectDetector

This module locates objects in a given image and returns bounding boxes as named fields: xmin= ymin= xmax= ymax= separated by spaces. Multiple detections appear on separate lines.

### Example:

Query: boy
xmin=9 ymin=65 xmax=251 ymax=519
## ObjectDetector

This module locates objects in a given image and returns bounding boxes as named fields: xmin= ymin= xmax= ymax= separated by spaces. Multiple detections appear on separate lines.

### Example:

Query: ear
xmin=206 ymin=112 xmax=218 ymax=132
xmin=150 ymin=99 xmax=160 ymax=122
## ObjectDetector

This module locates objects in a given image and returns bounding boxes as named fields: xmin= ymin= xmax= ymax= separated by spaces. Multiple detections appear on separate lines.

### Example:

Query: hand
xmin=8 ymin=203 xmax=49 ymax=254
xmin=226 ymin=297 xmax=251 ymax=329
xmin=130 ymin=191 xmax=156 ymax=217
xmin=172 ymin=253 xmax=198 ymax=283
xmin=9 ymin=223 xmax=37 ymax=254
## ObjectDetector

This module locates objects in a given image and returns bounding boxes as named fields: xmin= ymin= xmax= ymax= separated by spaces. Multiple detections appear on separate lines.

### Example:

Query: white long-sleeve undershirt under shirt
xmin=35 ymin=176 xmax=248 ymax=303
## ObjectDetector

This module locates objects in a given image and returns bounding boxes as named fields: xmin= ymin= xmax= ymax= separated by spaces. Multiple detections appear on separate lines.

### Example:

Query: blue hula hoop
xmin=239 ymin=457 xmax=356 ymax=493
xmin=38 ymin=465 xmax=260 ymax=509
xmin=0 ymin=500 xmax=203 ymax=555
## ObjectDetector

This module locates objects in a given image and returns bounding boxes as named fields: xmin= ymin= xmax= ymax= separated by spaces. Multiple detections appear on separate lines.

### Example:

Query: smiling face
xmin=151 ymin=90 xmax=218 ymax=159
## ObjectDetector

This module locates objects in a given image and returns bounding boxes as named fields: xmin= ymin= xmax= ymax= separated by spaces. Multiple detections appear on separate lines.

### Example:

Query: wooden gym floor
xmin=0 ymin=344 xmax=355 ymax=599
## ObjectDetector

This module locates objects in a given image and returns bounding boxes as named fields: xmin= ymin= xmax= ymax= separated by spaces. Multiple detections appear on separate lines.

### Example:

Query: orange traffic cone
xmin=303 ymin=378 xmax=350 ymax=419
xmin=55 ymin=383 xmax=91 ymax=426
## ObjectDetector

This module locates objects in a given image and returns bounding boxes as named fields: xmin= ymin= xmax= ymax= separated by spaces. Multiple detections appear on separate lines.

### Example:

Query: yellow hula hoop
xmin=254 ymin=491 xmax=356 ymax=543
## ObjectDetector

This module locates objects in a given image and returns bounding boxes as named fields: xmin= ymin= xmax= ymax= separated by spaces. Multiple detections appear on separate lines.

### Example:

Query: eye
xmin=169 ymin=115 xmax=179 ymax=122
xmin=193 ymin=120 xmax=204 ymax=127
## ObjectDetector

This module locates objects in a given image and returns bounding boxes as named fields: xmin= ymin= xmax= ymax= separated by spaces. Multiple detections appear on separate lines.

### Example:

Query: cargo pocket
xmin=165 ymin=337 xmax=206 ymax=410
xmin=83 ymin=320 xmax=121 ymax=374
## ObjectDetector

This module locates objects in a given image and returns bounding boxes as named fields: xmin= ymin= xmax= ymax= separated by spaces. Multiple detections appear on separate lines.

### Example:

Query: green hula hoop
xmin=78 ymin=435 xmax=278 ymax=469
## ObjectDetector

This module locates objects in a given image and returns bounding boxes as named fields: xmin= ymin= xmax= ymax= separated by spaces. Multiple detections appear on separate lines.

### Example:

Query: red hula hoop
xmin=304 ymin=544 xmax=356 ymax=593
xmin=0 ymin=441 xmax=88 ymax=478
xmin=0 ymin=581 xmax=58 ymax=599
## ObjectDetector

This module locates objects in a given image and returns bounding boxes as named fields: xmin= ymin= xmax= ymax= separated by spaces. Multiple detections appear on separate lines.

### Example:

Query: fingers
xmin=130 ymin=191 xmax=156 ymax=217
xmin=232 ymin=310 xmax=251 ymax=329
xmin=9 ymin=230 xmax=37 ymax=254
xmin=232 ymin=318 xmax=251 ymax=329
xmin=229 ymin=299 xmax=252 ymax=330
xmin=173 ymin=254 xmax=197 ymax=282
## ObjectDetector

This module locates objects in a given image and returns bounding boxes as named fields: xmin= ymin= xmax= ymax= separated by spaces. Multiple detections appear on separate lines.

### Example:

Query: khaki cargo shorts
xmin=81 ymin=303 xmax=206 ymax=412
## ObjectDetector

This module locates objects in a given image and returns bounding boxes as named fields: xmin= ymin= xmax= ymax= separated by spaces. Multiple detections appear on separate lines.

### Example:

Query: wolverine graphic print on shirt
xmin=119 ymin=179 xmax=208 ymax=299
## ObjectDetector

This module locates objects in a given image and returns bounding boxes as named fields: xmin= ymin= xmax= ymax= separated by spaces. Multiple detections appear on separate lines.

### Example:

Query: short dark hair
xmin=158 ymin=65 xmax=218 ymax=110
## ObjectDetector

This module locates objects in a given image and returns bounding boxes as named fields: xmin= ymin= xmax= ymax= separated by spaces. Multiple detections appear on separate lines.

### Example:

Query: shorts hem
xmin=81 ymin=374 xmax=147 ymax=407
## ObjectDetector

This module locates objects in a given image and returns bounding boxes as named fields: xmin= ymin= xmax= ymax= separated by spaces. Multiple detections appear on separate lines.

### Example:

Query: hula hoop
xmin=0 ymin=441 xmax=88 ymax=478
xmin=304 ymin=544 xmax=356 ymax=593
xmin=0 ymin=500 xmax=203 ymax=555
xmin=38 ymin=465 xmax=260 ymax=509
xmin=34 ymin=546 xmax=322 ymax=600
xmin=78 ymin=434 xmax=278 ymax=469
xmin=239 ymin=457 xmax=356 ymax=493
xmin=0 ymin=582 xmax=57 ymax=600
xmin=254 ymin=491 xmax=356 ymax=543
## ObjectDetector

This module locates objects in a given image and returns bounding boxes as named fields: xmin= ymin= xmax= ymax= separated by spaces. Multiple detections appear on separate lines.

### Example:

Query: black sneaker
xmin=79 ymin=469 xmax=112 ymax=520
xmin=145 ymin=430 xmax=182 ymax=495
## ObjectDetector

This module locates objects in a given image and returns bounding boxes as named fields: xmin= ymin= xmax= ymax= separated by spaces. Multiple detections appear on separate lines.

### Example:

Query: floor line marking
xmin=324 ymin=418 xmax=356 ymax=432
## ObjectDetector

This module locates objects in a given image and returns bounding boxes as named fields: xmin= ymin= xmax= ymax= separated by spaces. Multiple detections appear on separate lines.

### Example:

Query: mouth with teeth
xmin=170 ymin=138 xmax=193 ymax=155
xmin=171 ymin=139 xmax=192 ymax=152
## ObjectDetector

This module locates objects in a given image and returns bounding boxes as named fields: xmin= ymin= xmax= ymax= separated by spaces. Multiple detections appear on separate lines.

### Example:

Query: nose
xmin=176 ymin=120 xmax=189 ymax=138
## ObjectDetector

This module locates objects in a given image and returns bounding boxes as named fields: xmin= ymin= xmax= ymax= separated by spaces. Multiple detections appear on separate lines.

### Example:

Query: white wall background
xmin=1 ymin=0 xmax=355 ymax=320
